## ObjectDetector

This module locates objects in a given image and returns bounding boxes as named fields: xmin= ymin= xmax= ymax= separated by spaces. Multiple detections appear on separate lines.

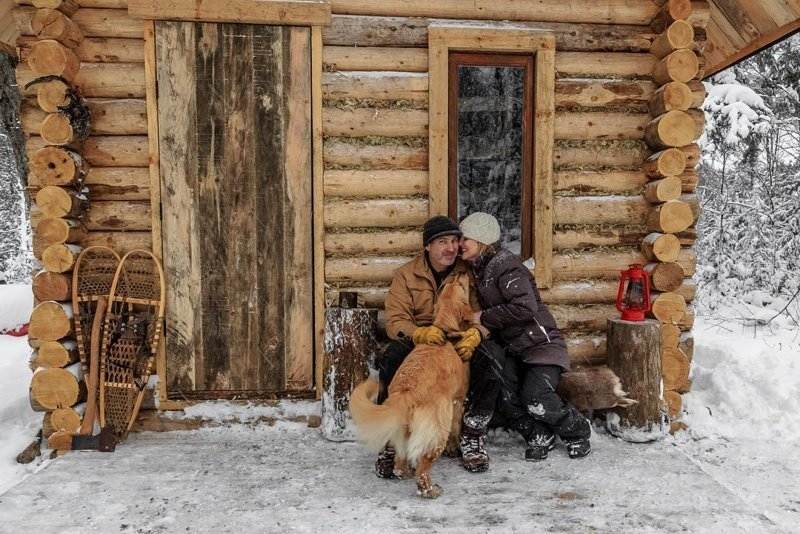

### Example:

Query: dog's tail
xmin=349 ymin=378 xmax=407 ymax=453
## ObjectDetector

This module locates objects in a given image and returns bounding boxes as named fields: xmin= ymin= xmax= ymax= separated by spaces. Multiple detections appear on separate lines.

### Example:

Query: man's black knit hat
xmin=423 ymin=215 xmax=462 ymax=246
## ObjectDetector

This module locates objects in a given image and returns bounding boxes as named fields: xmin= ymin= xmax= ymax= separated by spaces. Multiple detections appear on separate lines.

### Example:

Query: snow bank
xmin=0 ymin=283 xmax=32 ymax=333
xmin=0 ymin=332 xmax=45 ymax=495
xmin=167 ymin=400 xmax=320 ymax=423
xmin=682 ymin=309 xmax=800 ymax=442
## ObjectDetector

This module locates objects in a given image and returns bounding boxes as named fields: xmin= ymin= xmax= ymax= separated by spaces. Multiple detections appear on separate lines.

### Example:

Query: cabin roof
xmin=704 ymin=0 xmax=800 ymax=77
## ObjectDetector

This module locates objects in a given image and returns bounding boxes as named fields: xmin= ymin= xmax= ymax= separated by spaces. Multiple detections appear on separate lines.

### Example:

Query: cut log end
xmin=641 ymin=232 xmax=681 ymax=263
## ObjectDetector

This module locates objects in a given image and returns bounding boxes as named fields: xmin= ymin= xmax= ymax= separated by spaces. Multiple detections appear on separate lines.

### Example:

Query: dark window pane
xmin=456 ymin=65 xmax=525 ymax=255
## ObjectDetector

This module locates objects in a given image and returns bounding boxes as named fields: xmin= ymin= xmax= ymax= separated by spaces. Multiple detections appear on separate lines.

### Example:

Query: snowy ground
xmin=0 ymin=284 xmax=798 ymax=533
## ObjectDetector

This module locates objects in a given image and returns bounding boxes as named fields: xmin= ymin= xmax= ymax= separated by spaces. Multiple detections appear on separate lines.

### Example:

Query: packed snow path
xmin=0 ymin=423 xmax=786 ymax=533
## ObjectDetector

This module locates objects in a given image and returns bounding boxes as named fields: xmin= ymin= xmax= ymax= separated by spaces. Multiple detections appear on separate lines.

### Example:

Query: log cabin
xmin=2 ymin=0 xmax=798 ymax=437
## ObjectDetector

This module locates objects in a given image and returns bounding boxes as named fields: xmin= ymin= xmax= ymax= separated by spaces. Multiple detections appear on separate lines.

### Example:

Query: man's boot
xmin=459 ymin=427 xmax=489 ymax=473
xmin=374 ymin=445 xmax=397 ymax=479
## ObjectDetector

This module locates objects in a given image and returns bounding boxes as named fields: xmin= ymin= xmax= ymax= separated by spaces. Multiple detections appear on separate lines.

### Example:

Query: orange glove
xmin=454 ymin=327 xmax=482 ymax=361
xmin=412 ymin=325 xmax=446 ymax=345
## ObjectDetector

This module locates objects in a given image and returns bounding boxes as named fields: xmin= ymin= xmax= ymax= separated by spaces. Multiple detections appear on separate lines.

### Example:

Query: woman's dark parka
xmin=473 ymin=248 xmax=570 ymax=370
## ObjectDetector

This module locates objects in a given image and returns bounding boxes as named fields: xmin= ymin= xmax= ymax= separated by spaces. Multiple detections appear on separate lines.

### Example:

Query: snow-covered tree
xmin=697 ymin=35 xmax=800 ymax=313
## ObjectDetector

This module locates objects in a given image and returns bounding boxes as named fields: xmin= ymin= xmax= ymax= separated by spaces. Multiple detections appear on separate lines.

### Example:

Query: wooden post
xmin=321 ymin=292 xmax=379 ymax=442
xmin=606 ymin=318 xmax=666 ymax=441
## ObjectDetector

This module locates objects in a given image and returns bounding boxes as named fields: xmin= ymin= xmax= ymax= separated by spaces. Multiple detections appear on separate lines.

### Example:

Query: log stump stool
xmin=321 ymin=293 xmax=378 ymax=442
xmin=605 ymin=318 xmax=667 ymax=442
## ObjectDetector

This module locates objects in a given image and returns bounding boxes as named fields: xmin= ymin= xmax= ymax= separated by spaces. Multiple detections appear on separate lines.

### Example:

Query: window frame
xmin=428 ymin=25 xmax=556 ymax=287
xmin=447 ymin=52 xmax=535 ymax=259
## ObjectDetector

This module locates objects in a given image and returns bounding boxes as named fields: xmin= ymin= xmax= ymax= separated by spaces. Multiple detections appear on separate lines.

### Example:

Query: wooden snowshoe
xmin=99 ymin=250 xmax=165 ymax=439
xmin=72 ymin=246 xmax=120 ymax=436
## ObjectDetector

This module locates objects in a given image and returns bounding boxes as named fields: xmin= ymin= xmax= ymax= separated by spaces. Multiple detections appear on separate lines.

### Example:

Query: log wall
xmin=15 ymin=1 xmax=150 ymax=256
xmin=319 ymin=4 xmax=705 ymax=366
xmin=12 ymin=0 xmax=705 ymax=398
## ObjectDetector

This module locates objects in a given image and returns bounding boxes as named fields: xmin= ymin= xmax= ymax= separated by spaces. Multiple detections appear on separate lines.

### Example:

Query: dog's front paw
xmin=418 ymin=484 xmax=443 ymax=499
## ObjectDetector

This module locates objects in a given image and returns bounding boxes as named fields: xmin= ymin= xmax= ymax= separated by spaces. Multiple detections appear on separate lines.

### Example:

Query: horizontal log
xmin=72 ymin=8 xmax=144 ymax=39
xmin=650 ymin=291 xmax=687 ymax=323
xmin=326 ymin=255 xmax=409 ymax=283
xmin=322 ymin=71 xmax=428 ymax=102
xmin=556 ymin=53 xmax=656 ymax=79
xmin=552 ymin=248 xmax=695 ymax=281
xmin=323 ymin=138 xmax=428 ymax=170
xmin=325 ymin=230 xmax=421 ymax=256
xmin=679 ymin=193 xmax=700 ymax=222
xmin=40 ymin=112 xmax=83 ymax=145
xmin=31 ymin=0 xmax=79 ymax=16
xmin=42 ymin=242 xmax=81 ymax=272
xmin=85 ymin=200 xmax=151 ymax=231
xmin=663 ymin=389 xmax=682 ymax=420
xmin=35 ymin=185 xmax=88 ymax=218
xmin=128 ymin=0 xmax=331 ymax=26
xmin=27 ymin=135 xmax=150 ymax=166
xmin=323 ymin=107 xmax=428 ymax=137
xmin=554 ymin=140 xmax=648 ymax=169
xmin=84 ymin=167 xmax=150 ymax=200
xmin=31 ymin=8 xmax=83 ymax=48
xmin=16 ymin=0 xmax=128 ymax=8
xmin=643 ymin=148 xmax=686 ymax=178
xmin=679 ymin=331 xmax=694 ymax=362
xmin=30 ymin=363 xmax=85 ymax=411
xmin=32 ymin=77 xmax=70 ymax=112
xmin=32 ymin=270 xmax=72 ymax=301
xmin=328 ymin=0 xmax=659 ymax=25
xmin=27 ymin=39 xmax=80 ymax=81
xmin=565 ymin=335 xmax=607 ymax=366
xmin=648 ymin=81 xmax=693 ymax=116
xmin=554 ymin=196 xmax=649 ymax=225
xmin=641 ymin=232 xmax=680 ymax=262
xmin=643 ymin=176 xmax=682 ymax=203
xmin=29 ymin=300 xmax=73 ymax=341
xmin=79 ymin=230 xmax=152 ymax=253
xmin=324 ymin=198 xmax=428 ymax=228
xmin=555 ymin=112 xmax=647 ymax=140
xmin=645 ymin=261 xmax=685 ymax=292
xmin=686 ymin=79 xmax=706 ymax=108
xmin=650 ymin=0 xmax=691 ymax=34
xmin=551 ymin=304 xmax=618 ymax=333
xmin=553 ymin=226 xmax=646 ymax=250
xmin=679 ymin=169 xmax=698 ymax=193
xmin=31 ymin=340 xmax=79 ymax=369
xmin=33 ymin=216 xmax=88 ymax=246
xmin=555 ymin=79 xmax=655 ymax=108
xmin=17 ymin=62 xmax=146 ymax=98
xmin=662 ymin=346 xmax=690 ymax=391
xmin=323 ymin=46 xmax=427 ymax=72
xmin=653 ymin=49 xmax=699 ymax=85
xmin=323 ymin=169 xmax=428 ymax=197
xmin=680 ymin=143 xmax=700 ymax=168
xmin=644 ymin=110 xmax=697 ymax=149
xmin=42 ymin=407 xmax=82 ymax=436
xmin=29 ymin=148 xmax=79 ymax=189
xmin=554 ymin=170 xmax=648 ymax=194
xmin=646 ymin=199 xmax=694 ymax=233
xmin=322 ymin=15 xmax=655 ymax=52
xmin=650 ymin=20 xmax=694 ymax=59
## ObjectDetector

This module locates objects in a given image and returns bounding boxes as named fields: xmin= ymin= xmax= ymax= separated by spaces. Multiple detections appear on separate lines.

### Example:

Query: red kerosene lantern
xmin=616 ymin=264 xmax=651 ymax=321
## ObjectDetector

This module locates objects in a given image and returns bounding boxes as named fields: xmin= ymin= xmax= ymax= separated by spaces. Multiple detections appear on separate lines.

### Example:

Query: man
xmin=375 ymin=215 xmax=505 ymax=476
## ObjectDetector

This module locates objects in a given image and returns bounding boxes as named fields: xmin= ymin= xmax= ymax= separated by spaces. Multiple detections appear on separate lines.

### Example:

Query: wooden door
xmin=155 ymin=21 xmax=313 ymax=398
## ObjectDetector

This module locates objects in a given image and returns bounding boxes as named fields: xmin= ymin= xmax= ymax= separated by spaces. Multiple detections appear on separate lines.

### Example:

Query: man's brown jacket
xmin=384 ymin=253 xmax=481 ymax=340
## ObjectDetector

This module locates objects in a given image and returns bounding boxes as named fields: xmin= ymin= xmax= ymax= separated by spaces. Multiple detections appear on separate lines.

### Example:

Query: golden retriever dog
xmin=349 ymin=272 xmax=474 ymax=498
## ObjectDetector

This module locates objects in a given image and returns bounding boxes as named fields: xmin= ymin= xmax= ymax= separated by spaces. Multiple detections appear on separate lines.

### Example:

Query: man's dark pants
xmin=375 ymin=338 xmax=505 ymax=432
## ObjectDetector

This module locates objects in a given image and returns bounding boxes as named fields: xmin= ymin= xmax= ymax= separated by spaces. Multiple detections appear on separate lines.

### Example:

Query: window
xmin=448 ymin=52 xmax=534 ymax=258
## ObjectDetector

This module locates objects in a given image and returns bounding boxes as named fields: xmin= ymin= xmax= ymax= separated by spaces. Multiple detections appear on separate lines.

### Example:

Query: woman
xmin=459 ymin=212 xmax=591 ymax=460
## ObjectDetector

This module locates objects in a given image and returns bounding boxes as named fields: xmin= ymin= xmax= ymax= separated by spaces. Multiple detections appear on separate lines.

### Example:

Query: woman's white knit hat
xmin=459 ymin=212 xmax=501 ymax=245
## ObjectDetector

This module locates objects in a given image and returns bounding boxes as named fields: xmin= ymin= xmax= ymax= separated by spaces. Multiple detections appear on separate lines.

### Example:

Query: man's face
xmin=425 ymin=235 xmax=460 ymax=272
